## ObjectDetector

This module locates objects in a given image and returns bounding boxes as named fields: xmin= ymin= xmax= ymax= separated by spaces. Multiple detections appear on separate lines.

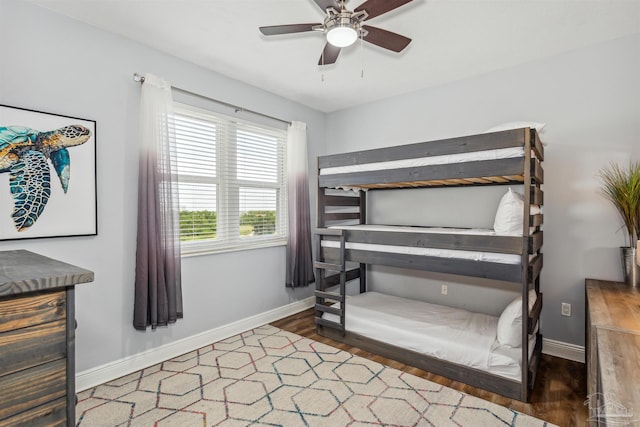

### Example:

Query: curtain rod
xmin=133 ymin=73 xmax=292 ymax=126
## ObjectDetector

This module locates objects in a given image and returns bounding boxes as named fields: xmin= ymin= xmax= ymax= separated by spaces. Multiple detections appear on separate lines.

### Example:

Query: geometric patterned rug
xmin=76 ymin=325 xmax=556 ymax=426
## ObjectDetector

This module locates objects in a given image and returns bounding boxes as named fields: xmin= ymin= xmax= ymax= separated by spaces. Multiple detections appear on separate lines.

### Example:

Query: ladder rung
xmin=315 ymin=290 xmax=345 ymax=302
xmin=314 ymin=261 xmax=343 ymax=271
xmin=314 ymin=228 xmax=344 ymax=236
xmin=315 ymin=317 xmax=345 ymax=332
xmin=315 ymin=304 xmax=342 ymax=316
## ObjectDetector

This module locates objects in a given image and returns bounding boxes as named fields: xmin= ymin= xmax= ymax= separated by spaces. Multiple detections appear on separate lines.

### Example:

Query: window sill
xmin=180 ymin=238 xmax=287 ymax=258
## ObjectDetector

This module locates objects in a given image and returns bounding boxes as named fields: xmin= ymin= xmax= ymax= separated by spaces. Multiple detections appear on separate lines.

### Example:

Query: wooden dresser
xmin=585 ymin=279 xmax=640 ymax=426
xmin=0 ymin=250 xmax=94 ymax=427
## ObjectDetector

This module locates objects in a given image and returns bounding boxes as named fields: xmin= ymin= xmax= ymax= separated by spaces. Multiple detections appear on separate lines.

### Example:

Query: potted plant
xmin=599 ymin=161 xmax=640 ymax=286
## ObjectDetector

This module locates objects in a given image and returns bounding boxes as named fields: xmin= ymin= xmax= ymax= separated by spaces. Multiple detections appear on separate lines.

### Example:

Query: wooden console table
xmin=585 ymin=278 xmax=640 ymax=426
xmin=0 ymin=250 xmax=94 ymax=427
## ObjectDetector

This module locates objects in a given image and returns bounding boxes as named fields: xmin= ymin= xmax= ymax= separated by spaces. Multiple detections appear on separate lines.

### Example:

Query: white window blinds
xmin=173 ymin=103 xmax=287 ymax=254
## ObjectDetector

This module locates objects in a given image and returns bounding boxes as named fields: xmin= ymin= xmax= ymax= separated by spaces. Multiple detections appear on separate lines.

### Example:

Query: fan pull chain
xmin=360 ymin=34 xmax=365 ymax=78
xmin=321 ymin=48 xmax=325 ymax=82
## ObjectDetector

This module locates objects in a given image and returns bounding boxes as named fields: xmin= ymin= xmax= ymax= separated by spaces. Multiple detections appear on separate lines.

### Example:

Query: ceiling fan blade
xmin=355 ymin=0 xmax=413 ymax=20
xmin=362 ymin=25 xmax=411 ymax=52
xmin=311 ymin=0 xmax=338 ymax=12
xmin=259 ymin=23 xmax=321 ymax=36
xmin=318 ymin=43 xmax=341 ymax=65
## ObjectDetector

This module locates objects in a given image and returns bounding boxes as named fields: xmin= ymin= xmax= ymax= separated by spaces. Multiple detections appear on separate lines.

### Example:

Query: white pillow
xmin=497 ymin=290 xmax=537 ymax=347
xmin=494 ymin=188 xmax=524 ymax=235
xmin=483 ymin=122 xmax=546 ymax=133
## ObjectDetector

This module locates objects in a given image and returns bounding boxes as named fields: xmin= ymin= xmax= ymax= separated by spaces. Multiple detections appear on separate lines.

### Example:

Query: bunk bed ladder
xmin=314 ymin=229 xmax=347 ymax=335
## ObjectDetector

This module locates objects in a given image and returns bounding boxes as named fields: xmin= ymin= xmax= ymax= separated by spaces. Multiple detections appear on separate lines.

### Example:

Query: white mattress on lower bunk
xmin=323 ymin=225 xmax=529 ymax=264
xmin=319 ymin=147 xmax=525 ymax=176
xmin=323 ymin=291 xmax=536 ymax=381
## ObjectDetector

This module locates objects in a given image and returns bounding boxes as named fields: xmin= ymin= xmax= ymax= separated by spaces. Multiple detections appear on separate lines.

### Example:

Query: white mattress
xmin=323 ymin=292 xmax=536 ymax=381
xmin=320 ymin=147 xmax=525 ymax=176
xmin=323 ymin=225 xmax=527 ymax=264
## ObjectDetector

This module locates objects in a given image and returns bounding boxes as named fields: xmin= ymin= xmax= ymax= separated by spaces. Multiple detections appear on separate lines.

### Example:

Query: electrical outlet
xmin=561 ymin=302 xmax=571 ymax=317
xmin=441 ymin=284 xmax=448 ymax=295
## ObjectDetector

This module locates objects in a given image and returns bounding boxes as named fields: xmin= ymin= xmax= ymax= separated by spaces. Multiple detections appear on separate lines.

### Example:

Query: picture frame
xmin=0 ymin=104 xmax=97 ymax=240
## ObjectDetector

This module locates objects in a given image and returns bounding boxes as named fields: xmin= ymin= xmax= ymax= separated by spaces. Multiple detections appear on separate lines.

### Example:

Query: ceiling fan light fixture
xmin=326 ymin=25 xmax=358 ymax=47
xmin=259 ymin=0 xmax=412 ymax=66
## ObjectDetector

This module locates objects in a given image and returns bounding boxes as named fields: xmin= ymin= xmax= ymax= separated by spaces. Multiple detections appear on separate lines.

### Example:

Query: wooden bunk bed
xmin=313 ymin=127 xmax=544 ymax=402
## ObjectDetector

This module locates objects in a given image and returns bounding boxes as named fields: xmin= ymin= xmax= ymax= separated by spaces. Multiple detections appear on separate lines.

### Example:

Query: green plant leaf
xmin=599 ymin=161 xmax=640 ymax=245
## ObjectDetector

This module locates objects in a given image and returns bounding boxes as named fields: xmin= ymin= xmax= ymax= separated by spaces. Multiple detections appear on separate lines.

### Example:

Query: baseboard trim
xmin=542 ymin=338 xmax=585 ymax=363
xmin=76 ymin=296 xmax=315 ymax=392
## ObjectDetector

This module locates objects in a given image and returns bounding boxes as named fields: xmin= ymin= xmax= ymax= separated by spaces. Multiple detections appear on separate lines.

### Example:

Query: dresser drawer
xmin=0 ymin=291 xmax=66 ymax=333
xmin=0 ymin=319 xmax=66 ymax=377
xmin=0 ymin=359 xmax=66 ymax=421
xmin=0 ymin=397 xmax=66 ymax=427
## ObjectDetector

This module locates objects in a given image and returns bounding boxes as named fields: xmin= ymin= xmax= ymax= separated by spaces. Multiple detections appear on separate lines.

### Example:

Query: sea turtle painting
xmin=0 ymin=124 xmax=91 ymax=231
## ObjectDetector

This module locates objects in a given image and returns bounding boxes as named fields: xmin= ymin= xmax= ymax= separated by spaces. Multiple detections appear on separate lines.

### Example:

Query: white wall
xmin=326 ymin=34 xmax=640 ymax=346
xmin=0 ymin=0 xmax=324 ymax=373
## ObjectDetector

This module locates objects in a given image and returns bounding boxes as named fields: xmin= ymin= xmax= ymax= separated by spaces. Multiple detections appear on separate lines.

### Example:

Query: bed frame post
xmin=359 ymin=190 xmax=367 ymax=294
xmin=521 ymin=127 xmax=533 ymax=401
xmin=339 ymin=232 xmax=347 ymax=329
xmin=317 ymin=186 xmax=326 ymax=229
xmin=315 ymin=164 xmax=326 ymax=335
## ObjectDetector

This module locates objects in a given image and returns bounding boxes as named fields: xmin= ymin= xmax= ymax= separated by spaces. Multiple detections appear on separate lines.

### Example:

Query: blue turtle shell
xmin=0 ymin=126 xmax=38 ymax=147
xmin=0 ymin=126 xmax=49 ymax=231
xmin=0 ymin=126 xmax=39 ymax=174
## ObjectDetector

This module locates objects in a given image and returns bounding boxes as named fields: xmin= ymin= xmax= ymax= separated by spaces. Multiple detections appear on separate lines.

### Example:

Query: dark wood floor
xmin=271 ymin=308 xmax=588 ymax=427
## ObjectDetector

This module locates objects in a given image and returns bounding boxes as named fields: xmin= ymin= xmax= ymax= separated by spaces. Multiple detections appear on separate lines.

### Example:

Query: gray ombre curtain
xmin=133 ymin=74 xmax=183 ymax=330
xmin=286 ymin=121 xmax=314 ymax=288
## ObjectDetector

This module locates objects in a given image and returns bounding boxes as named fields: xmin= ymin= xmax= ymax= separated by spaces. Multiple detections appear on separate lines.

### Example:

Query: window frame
xmin=173 ymin=102 xmax=288 ymax=256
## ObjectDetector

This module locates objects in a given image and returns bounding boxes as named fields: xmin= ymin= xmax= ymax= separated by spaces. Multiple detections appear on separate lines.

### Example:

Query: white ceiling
xmin=28 ymin=0 xmax=640 ymax=112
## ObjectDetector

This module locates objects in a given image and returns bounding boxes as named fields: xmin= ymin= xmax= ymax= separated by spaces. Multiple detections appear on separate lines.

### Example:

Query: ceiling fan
xmin=259 ymin=0 xmax=413 ymax=66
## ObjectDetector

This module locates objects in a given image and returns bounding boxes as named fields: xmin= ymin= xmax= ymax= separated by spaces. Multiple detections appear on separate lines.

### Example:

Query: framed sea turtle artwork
xmin=0 ymin=104 xmax=97 ymax=240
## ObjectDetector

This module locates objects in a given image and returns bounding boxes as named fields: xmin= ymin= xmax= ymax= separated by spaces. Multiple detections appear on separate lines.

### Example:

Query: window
xmin=173 ymin=103 xmax=287 ymax=254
